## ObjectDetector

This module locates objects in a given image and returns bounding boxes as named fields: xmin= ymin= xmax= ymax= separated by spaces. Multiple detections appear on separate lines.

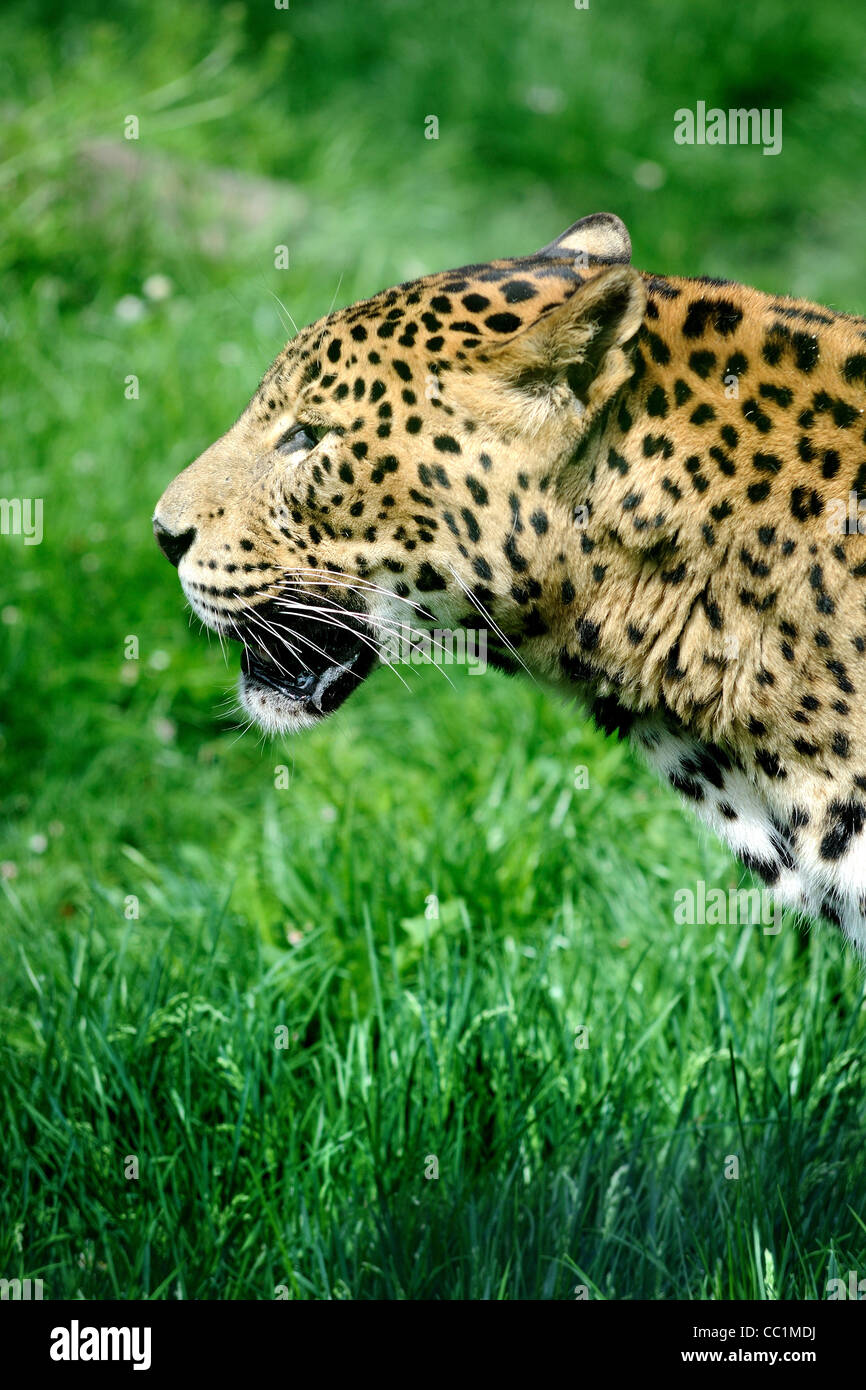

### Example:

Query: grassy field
xmin=2 ymin=0 xmax=866 ymax=1300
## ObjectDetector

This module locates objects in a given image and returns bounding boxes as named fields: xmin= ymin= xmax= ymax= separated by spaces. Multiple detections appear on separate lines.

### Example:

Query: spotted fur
xmin=154 ymin=212 xmax=866 ymax=953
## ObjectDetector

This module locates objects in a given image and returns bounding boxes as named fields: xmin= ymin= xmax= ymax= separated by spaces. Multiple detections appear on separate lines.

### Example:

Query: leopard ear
xmin=537 ymin=212 xmax=632 ymax=267
xmin=489 ymin=262 xmax=644 ymax=400
xmin=457 ymin=265 xmax=645 ymax=437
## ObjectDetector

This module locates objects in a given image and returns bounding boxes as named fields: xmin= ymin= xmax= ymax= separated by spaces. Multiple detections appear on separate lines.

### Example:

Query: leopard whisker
xmin=277 ymin=598 xmax=453 ymax=688
xmin=268 ymin=288 xmax=299 ymax=338
xmin=277 ymin=597 xmax=457 ymax=682
xmin=227 ymin=612 xmax=296 ymax=677
xmin=234 ymin=598 xmax=305 ymax=666
xmin=279 ymin=567 xmax=431 ymax=616
xmin=272 ymin=599 xmax=414 ymax=691
xmin=447 ymin=563 xmax=536 ymax=683
xmin=240 ymin=594 xmax=404 ymax=690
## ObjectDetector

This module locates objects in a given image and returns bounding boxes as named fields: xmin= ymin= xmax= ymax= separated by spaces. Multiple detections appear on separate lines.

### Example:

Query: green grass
xmin=2 ymin=0 xmax=866 ymax=1300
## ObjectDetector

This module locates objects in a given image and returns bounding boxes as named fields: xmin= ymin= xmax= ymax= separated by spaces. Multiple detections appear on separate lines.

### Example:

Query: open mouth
xmin=232 ymin=596 xmax=379 ymax=731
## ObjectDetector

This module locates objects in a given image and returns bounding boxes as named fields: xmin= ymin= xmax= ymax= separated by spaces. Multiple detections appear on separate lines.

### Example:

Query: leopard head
xmin=153 ymin=213 xmax=645 ymax=733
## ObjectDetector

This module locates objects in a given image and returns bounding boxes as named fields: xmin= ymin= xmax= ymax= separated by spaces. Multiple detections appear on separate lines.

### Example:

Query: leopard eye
xmin=275 ymin=423 xmax=327 ymax=455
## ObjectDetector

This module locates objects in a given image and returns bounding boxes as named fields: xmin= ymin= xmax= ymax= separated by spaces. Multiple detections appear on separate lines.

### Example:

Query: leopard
xmin=153 ymin=212 xmax=866 ymax=954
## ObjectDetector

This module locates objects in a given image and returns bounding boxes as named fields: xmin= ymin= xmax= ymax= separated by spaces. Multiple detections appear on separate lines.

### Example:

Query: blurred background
xmin=2 ymin=0 xmax=866 ymax=1300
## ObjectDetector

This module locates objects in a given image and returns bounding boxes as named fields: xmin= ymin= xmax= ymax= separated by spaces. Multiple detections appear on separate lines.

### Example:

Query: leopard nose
xmin=153 ymin=518 xmax=196 ymax=567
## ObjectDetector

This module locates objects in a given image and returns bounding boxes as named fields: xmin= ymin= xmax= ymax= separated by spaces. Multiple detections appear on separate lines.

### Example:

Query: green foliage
xmin=2 ymin=0 xmax=865 ymax=1299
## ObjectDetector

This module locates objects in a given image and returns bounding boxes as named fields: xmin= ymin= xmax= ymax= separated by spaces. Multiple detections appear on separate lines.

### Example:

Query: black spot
xmin=728 ymin=353 xmax=750 ymax=380
xmin=710 ymin=445 xmax=736 ymax=476
xmin=503 ymin=537 xmax=528 ymax=573
xmin=466 ymin=476 xmax=488 ymax=506
xmin=756 ymin=748 xmax=786 ymax=780
xmin=415 ymin=562 xmax=446 ymax=592
xmin=758 ymin=382 xmax=794 ymax=407
xmin=832 ymin=732 xmax=850 ymax=758
xmin=793 ymin=333 xmax=820 ymax=372
xmin=753 ymin=452 xmax=782 ymax=475
xmin=644 ymin=331 xmax=671 ymax=365
xmin=741 ymin=399 xmax=773 ymax=433
xmin=577 ymin=619 xmax=600 ymax=650
xmin=820 ymin=799 xmax=866 ymax=860
xmin=682 ymin=298 xmax=743 ymax=339
xmin=790 ymin=486 xmax=824 ymax=522
xmin=842 ymin=353 xmax=866 ymax=384
xmin=608 ymin=447 xmax=629 ymax=475
xmin=682 ymin=747 xmax=728 ymax=790
xmin=822 ymin=449 xmax=841 ymax=479
xmin=689 ymin=350 xmax=716 ymax=378
xmin=740 ymin=548 xmax=770 ymax=578
xmin=738 ymin=851 xmax=780 ymax=887
xmin=666 ymin=641 xmax=686 ymax=681
xmin=827 ymin=658 xmax=855 ymax=693
xmin=501 ymin=279 xmax=537 ymax=303
xmin=460 ymin=507 xmax=480 ymax=542
xmin=642 ymin=434 xmax=674 ymax=459
xmin=485 ymin=312 xmax=522 ymax=334
xmin=670 ymin=771 xmax=704 ymax=802
xmin=798 ymin=436 xmax=816 ymax=463
xmin=590 ymin=695 xmax=635 ymax=741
